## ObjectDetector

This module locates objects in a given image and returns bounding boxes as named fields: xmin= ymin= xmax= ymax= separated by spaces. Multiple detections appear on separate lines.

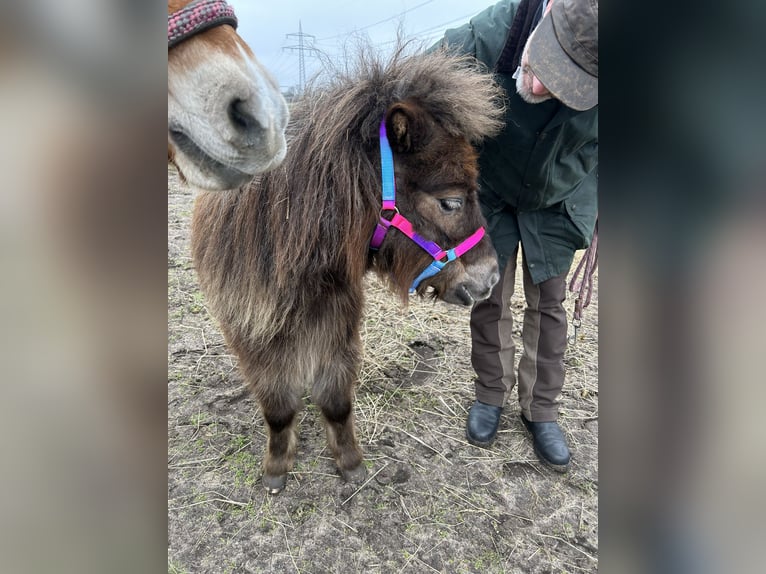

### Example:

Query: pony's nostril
xmin=476 ymin=286 xmax=493 ymax=301
xmin=488 ymin=271 xmax=500 ymax=288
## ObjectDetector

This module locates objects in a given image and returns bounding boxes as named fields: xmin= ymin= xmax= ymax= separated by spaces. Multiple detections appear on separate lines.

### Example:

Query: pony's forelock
xmin=298 ymin=40 xmax=505 ymax=147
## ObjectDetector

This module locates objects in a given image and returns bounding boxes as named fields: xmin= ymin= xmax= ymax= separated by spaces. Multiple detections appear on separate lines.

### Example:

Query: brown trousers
xmin=470 ymin=247 xmax=568 ymax=422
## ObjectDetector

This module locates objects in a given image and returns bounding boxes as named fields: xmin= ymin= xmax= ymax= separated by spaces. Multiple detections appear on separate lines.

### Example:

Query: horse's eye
xmin=439 ymin=198 xmax=463 ymax=212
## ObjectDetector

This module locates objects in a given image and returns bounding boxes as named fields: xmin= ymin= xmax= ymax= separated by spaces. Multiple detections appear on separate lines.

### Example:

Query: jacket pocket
xmin=563 ymin=176 xmax=597 ymax=247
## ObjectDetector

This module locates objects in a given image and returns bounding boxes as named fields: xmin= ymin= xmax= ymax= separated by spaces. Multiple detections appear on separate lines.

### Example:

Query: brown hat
xmin=527 ymin=0 xmax=598 ymax=111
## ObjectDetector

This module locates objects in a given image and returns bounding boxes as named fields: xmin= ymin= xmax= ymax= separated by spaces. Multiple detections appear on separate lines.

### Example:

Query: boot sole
xmin=465 ymin=429 xmax=496 ymax=448
xmin=532 ymin=445 xmax=570 ymax=473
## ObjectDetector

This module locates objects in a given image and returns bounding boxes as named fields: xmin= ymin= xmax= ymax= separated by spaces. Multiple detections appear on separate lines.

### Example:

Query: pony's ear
xmin=385 ymin=101 xmax=427 ymax=154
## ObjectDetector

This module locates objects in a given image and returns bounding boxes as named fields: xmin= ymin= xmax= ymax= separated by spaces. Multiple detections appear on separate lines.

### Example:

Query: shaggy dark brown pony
xmin=191 ymin=45 xmax=505 ymax=494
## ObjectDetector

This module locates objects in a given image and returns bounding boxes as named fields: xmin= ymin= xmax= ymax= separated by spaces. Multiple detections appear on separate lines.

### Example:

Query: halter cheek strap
xmin=369 ymin=119 xmax=486 ymax=293
xmin=168 ymin=0 xmax=238 ymax=49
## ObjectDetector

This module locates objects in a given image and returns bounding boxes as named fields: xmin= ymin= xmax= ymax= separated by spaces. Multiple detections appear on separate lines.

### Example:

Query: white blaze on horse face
xmin=168 ymin=35 xmax=289 ymax=190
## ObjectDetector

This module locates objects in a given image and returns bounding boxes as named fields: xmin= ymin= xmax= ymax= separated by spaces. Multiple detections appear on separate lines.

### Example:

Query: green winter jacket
xmin=440 ymin=0 xmax=598 ymax=283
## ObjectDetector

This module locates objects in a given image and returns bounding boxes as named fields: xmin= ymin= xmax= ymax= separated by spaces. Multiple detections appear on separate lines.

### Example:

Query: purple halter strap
xmin=168 ymin=0 xmax=238 ymax=49
xmin=369 ymin=119 xmax=487 ymax=293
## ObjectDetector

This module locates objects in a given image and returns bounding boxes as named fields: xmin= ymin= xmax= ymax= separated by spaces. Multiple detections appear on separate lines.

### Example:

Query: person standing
xmin=433 ymin=0 xmax=598 ymax=471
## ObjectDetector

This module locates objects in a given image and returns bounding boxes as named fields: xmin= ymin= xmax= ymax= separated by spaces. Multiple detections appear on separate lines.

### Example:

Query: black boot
xmin=520 ymin=414 xmax=571 ymax=472
xmin=466 ymin=400 xmax=503 ymax=447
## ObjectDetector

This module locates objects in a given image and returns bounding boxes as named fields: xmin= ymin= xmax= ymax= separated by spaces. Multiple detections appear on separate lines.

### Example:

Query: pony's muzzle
xmin=475 ymin=268 xmax=501 ymax=300
xmin=442 ymin=257 xmax=499 ymax=306
xmin=466 ymin=257 xmax=500 ymax=300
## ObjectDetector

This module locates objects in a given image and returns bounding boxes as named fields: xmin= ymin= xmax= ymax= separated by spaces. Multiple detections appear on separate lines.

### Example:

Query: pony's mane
xmin=249 ymin=42 xmax=505 ymax=288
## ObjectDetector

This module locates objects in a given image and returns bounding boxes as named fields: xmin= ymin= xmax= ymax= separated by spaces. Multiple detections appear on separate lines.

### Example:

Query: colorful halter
xmin=369 ymin=119 xmax=487 ymax=293
xmin=168 ymin=0 xmax=238 ymax=49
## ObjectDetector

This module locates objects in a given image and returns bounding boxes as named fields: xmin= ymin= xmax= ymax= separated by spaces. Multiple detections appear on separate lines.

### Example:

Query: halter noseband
xmin=369 ymin=119 xmax=487 ymax=293
xmin=168 ymin=0 xmax=238 ymax=49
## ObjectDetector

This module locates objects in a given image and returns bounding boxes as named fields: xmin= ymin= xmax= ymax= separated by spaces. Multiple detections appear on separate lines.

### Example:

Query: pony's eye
xmin=439 ymin=198 xmax=463 ymax=212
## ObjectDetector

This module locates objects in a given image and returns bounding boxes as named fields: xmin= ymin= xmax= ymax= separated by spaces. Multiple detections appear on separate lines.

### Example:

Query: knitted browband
xmin=168 ymin=0 xmax=238 ymax=49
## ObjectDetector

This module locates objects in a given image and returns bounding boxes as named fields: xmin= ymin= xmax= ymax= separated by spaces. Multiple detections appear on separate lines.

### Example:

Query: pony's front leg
xmin=257 ymin=388 xmax=301 ymax=494
xmin=312 ymin=360 xmax=366 ymax=484
xmin=225 ymin=332 xmax=302 ymax=495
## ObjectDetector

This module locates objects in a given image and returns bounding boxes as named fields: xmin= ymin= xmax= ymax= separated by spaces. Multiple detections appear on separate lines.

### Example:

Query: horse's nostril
xmin=228 ymin=98 xmax=262 ymax=134
xmin=488 ymin=271 xmax=500 ymax=288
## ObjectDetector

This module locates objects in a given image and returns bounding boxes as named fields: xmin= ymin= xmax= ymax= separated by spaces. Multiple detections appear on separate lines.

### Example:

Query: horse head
xmin=167 ymin=0 xmax=288 ymax=190
xmin=372 ymin=99 xmax=500 ymax=306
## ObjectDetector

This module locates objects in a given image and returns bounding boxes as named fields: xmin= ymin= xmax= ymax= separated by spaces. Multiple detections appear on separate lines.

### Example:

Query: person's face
xmin=515 ymin=38 xmax=553 ymax=104
xmin=515 ymin=0 xmax=555 ymax=105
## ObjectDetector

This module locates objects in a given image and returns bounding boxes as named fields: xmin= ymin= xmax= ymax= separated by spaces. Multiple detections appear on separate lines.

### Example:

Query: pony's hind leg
xmin=312 ymin=360 xmax=366 ymax=484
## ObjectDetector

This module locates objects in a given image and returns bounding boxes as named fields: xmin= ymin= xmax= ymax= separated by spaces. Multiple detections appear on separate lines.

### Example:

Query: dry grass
xmin=168 ymin=165 xmax=598 ymax=573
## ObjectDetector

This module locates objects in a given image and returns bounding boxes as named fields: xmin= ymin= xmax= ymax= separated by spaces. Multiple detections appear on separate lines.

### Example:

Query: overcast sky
xmin=227 ymin=1 xmax=489 ymax=91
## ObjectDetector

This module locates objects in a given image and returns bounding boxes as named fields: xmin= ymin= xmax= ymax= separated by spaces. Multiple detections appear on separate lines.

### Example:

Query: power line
xmin=269 ymin=51 xmax=300 ymax=91
xmin=408 ymin=11 xmax=477 ymax=37
xmin=365 ymin=11 xmax=478 ymax=50
xmin=317 ymin=0 xmax=437 ymax=41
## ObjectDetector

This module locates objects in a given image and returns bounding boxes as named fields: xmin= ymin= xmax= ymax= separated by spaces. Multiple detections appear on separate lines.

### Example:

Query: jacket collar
xmin=496 ymin=0 xmax=545 ymax=74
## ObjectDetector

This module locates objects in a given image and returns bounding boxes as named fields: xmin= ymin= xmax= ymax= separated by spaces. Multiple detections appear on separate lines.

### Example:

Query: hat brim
xmin=527 ymin=13 xmax=597 ymax=111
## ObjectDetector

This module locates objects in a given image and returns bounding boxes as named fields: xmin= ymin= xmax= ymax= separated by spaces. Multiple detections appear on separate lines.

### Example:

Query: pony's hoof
xmin=262 ymin=473 xmax=287 ymax=495
xmin=341 ymin=464 xmax=367 ymax=485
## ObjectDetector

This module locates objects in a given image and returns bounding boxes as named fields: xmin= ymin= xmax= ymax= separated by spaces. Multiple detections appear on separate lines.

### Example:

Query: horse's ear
xmin=385 ymin=102 xmax=427 ymax=154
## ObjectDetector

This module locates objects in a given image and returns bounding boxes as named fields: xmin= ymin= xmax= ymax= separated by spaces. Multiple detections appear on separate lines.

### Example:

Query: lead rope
xmin=567 ymin=219 xmax=598 ymax=344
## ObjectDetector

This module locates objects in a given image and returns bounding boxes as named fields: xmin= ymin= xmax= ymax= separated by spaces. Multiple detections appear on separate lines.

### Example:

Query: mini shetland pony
xmin=168 ymin=0 xmax=288 ymax=189
xmin=192 ymin=45 xmax=504 ymax=493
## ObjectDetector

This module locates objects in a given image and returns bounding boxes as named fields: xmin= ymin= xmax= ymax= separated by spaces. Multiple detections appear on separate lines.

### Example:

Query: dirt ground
xmin=168 ymin=165 xmax=598 ymax=573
